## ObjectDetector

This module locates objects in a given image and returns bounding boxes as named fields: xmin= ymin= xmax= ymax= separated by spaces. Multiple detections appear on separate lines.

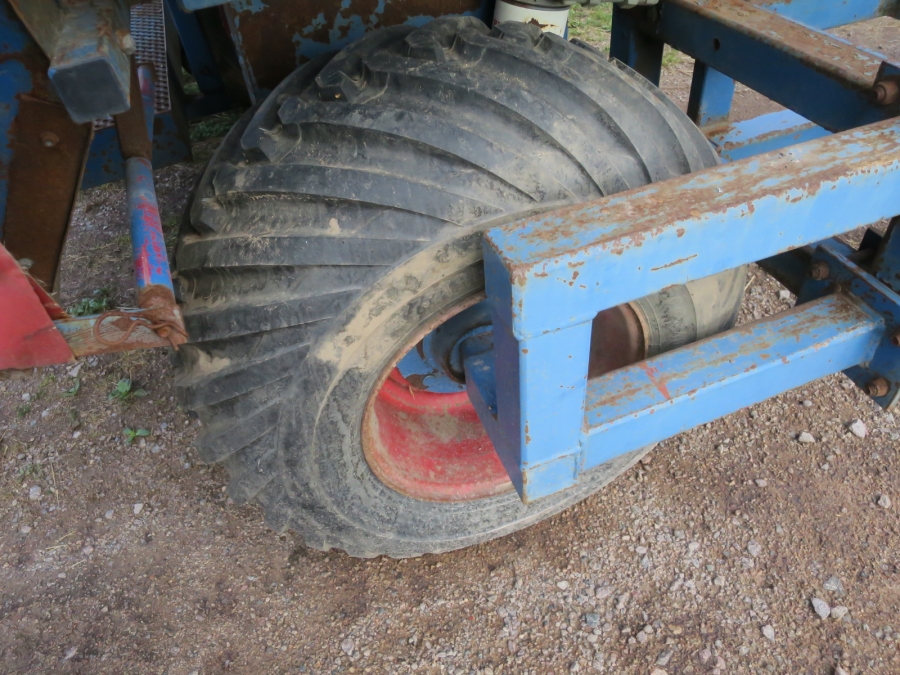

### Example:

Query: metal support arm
xmin=469 ymin=118 xmax=900 ymax=502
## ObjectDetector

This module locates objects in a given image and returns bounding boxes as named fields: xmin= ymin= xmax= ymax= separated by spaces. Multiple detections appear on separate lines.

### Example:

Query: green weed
xmin=109 ymin=378 xmax=148 ymax=403
xmin=123 ymin=427 xmax=150 ymax=444
xmin=68 ymin=289 xmax=113 ymax=317
xmin=190 ymin=110 xmax=244 ymax=143
xmin=62 ymin=378 xmax=81 ymax=398
xmin=17 ymin=463 xmax=43 ymax=480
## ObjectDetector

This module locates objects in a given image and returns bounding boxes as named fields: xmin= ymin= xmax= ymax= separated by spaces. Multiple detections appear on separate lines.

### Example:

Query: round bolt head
xmin=874 ymin=79 xmax=900 ymax=106
xmin=865 ymin=377 xmax=890 ymax=398
xmin=40 ymin=131 xmax=59 ymax=148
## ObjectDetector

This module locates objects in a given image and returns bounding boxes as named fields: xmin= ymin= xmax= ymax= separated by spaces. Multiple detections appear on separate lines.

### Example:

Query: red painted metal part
xmin=0 ymin=244 xmax=73 ymax=369
xmin=365 ymin=369 xmax=512 ymax=502
xmin=362 ymin=296 xmax=647 ymax=502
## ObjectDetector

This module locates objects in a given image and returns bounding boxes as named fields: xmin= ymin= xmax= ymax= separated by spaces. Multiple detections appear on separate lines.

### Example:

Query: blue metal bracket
xmin=707 ymin=110 xmax=830 ymax=163
xmin=687 ymin=62 xmax=734 ymax=128
xmin=634 ymin=0 xmax=900 ymax=133
xmin=681 ymin=0 xmax=897 ymax=130
xmin=467 ymin=118 xmax=900 ymax=502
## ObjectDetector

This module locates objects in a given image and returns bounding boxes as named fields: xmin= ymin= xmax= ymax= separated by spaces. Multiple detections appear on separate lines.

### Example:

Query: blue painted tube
xmin=125 ymin=156 xmax=174 ymax=306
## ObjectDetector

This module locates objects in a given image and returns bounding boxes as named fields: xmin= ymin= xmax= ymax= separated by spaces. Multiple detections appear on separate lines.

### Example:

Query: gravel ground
xmin=2 ymin=17 xmax=900 ymax=675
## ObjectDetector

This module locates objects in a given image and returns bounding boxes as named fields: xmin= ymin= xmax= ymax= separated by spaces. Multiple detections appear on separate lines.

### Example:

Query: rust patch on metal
xmin=651 ymin=254 xmax=698 ymax=271
xmin=494 ymin=118 xmax=900 ymax=276
xmin=672 ymin=0 xmax=884 ymax=89
xmin=3 ymin=95 xmax=92 ymax=291
xmin=114 ymin=61 xmax=152 ymax=161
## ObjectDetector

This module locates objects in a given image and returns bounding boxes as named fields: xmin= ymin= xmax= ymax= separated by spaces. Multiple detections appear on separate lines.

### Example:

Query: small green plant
xmin=123 ymin=427 xmax=150 ymax=444
xmin=163 ymin=215 xmax=180 ymax=250
xmin=16 ymin=404 xmax=31 ymax=418
xmin=17 ymin=463 xmax=43 ymax=480
xmin=68 ymin=289 xmax=113 ymax=317
xmin=62 ymin=378 xmax=81 ymax=397
xmin=181 ymin=68 xmax=201 ymax=97
xmin=662 ymin=45 xmax=683 ymax=68
xmin=190 ymin=110 xmax=244 ymax=142
xmin=568 ymin=4 xmax=613 ymax=46
xmin=109 ymin=378 xmax=148 ymax=403
xmin=33 ymin=374 xmax=56 ymax=401
xmin=567 ymin=6 xmax=682 ymax=70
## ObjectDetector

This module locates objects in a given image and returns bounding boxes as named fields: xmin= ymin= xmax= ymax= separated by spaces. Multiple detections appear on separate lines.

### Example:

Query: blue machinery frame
xmin=461 ymin=0 xmax=900 ymax=502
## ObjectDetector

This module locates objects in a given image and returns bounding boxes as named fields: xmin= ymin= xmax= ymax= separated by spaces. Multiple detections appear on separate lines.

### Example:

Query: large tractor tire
xmin=174 ymin=17 xmax=746 ymax=558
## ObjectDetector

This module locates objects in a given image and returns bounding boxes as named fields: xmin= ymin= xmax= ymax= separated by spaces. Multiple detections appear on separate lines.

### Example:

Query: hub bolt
xmin=874 ymin=79 xmax=900 ymax=106
xmin=865 ymin=377 xmax=890 ymax=398
xmin=809 ymin=261 xmax=830 ymax=280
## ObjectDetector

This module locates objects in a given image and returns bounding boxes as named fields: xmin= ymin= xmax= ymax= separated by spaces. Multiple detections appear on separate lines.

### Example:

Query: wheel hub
xmin=362 ymin=298 xmax=647 ymax=502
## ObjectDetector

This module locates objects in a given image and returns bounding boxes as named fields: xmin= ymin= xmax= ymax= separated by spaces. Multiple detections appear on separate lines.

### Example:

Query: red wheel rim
xmin=364 ymin=368 xmax=512 ymax=501
xmin=362 ymin=299 xmax=646 ymax=502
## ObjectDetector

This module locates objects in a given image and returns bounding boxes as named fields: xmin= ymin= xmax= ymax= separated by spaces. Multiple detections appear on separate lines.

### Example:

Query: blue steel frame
xmin=463 ymin=0 xmax=900 ymax=502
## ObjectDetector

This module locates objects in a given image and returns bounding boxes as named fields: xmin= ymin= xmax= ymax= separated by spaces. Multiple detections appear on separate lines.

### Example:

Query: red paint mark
xmin=638 ymin=362 xmax=670 ymax=400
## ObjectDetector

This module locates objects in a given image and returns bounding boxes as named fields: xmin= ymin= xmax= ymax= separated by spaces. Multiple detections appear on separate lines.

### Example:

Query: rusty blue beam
xmin=582 ymin=294 xmax=884 ymax=471
xmin=707 ymin=109 xmax=830 ymax=163
xmin=647 ymin=0 xmax=900 ymax=133
xmin=484 ymin=117 xmax=900 ymax=340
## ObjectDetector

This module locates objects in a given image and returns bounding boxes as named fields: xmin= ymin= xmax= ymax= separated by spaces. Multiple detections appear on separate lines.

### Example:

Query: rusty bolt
xmin=809 ymin=261 xmax=830 ymax=281
xmin=873 ymin=79 xmax=900 ymax=106
xmin=40 ymin=132 xmax=59 ymax=148
xmin=891 ymin=331 xmax=900 ymax=347
xmin=865 ymin=377 xmax=890 ymax=398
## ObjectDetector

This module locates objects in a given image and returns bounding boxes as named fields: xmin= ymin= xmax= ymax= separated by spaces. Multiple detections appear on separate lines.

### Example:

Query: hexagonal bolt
xmin=865 ymin=377 xmax=890 ymax=398
xmin=809 ymin=261 xmax=830 ymax=281
xmin=873 ymin=79 xmax=900 ymax=106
